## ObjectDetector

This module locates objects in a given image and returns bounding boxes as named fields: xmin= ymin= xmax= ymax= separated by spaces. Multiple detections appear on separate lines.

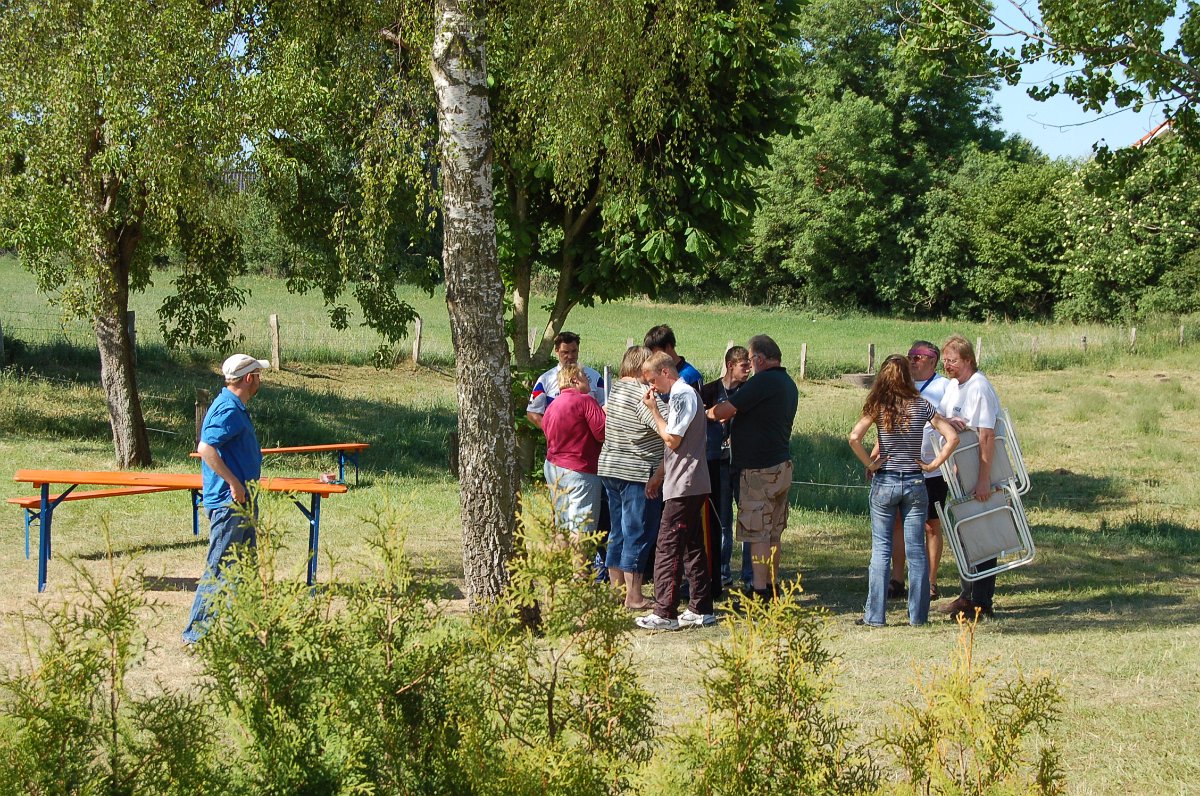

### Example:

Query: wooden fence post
xmin=1181 ymin=325 xmax=1186 ymax=347
xmin=867 ymin=343 xmax=875 ymax=374
xmin=411 ymin=315 xmax=423 ymax=364
xmin=799 ymin=342 xmax=808 ymax=380
xmin=1130 ymin=326 xmax=1137 ymax=350
xmin=626 ymin=337 xmax=634 ymax=349
xmin=269 ymin=313 xmax=282 ymax=369
xmin=0 ymin=318 xmax=5 ymax=364
xmin=195 ymin=388 xmax=211 ymax=444
xmin=976 ymin=336 xmax=983 ymax=364
xmin=1081 ymin=335 xmax=1088 ymax=352
xmin=1031 ymin=336 xmax=1038 ymax=355
xmin=126 ymin=311 xmax=136 ymax=365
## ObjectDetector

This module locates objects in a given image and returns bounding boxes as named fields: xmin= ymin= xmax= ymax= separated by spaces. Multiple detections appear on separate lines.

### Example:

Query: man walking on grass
xmin=708 ymin=335 xmax=798 ymax=602
xmin=182 ymin=353 xmax=268 ymax=645
xmin=637 ymin=352 xmax=714 ymax=630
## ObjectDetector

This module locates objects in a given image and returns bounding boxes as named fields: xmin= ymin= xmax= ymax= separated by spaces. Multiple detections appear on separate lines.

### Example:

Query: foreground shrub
xmin=196 ymin=496 xmax=467 ymax=795
xmin=648 ymin=580 xmax=879 ymax=795
xmin=0 ymin=539 xmax=225 ymax=794
xmin=454 ymin=508 xmax=658 ymax=795
xmin=877 ymin=619 xmax=1065 ymax=795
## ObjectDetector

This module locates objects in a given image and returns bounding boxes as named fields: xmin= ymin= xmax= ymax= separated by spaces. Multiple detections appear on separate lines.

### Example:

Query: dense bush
xmin=0 ymin=497 xmax=1065 ymax=795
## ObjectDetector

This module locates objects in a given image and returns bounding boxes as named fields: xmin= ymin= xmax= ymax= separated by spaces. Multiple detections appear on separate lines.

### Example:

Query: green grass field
xmin=1 ymin=258 xmax=1199 ymax=793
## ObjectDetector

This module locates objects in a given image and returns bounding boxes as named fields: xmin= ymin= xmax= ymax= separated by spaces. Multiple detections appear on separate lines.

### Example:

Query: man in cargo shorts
xmin=707 ymin=335 xmax=798 ymax=601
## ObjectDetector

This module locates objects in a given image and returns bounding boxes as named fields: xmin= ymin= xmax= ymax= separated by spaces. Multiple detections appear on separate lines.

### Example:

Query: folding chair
xmin=934 ymin=484 xmax=1035 ymax=582
xmin=933 ymin=414 xmax=1036 ymax=582
xmin=994 ymin=409 xmax=1030 ymax=495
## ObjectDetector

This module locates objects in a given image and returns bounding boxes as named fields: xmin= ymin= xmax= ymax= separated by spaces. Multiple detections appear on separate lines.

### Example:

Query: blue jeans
xmin=707 ymin=457 xmax=736 ymax=583
xmin=182 ymin=504 xmax=257 ymax=643
xmin=865 ymin=472 xmax=929 ymax=626
xmin=601 ymin=476 xmax=662 ymax=572
xmin=544 ymin=462 xmax=602 ymax=535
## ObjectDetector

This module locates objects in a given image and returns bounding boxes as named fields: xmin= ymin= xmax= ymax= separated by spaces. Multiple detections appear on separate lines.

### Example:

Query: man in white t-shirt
xmin=937 ymin=334 xmax=1002 ymax=620
xmin=636 ymin=351 xmax=714 ymax=630
xmin=526 ymin=331 xmax=606 ymax=429
xmin=884 ymin=340 xmax=952 ymax=601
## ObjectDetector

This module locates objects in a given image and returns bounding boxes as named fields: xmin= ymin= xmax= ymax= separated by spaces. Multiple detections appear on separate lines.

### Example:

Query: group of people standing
xmin=531 ymin=327 xmax=1009 ymax=631
xmin=848 ymin=334 xmax=1006 ymax=627
xmin=529 ymin=326 xmax=798 ymax=631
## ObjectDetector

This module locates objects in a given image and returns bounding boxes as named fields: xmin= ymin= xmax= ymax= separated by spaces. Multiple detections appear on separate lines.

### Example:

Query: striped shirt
xmin=877 ymin=399 xmax=935 ymax=474
xmin=597 ymin=379 xmax=665 ymax=483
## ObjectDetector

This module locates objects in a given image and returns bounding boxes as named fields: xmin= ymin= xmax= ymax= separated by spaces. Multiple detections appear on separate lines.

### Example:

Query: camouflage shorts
xmin=736 ymin=461 xmax=793 ymax=545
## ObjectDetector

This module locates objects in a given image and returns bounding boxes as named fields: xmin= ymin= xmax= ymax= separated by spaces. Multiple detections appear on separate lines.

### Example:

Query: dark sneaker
xmin=888 ymin=579 xmax=907 ymax=600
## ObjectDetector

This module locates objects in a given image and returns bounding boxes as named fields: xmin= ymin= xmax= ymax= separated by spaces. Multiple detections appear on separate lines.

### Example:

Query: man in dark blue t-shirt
xmin=183 ymin=353 xmax=268 ymax=644
xmin=708 ymin=335 xmax=798 ymax=601
xmin=644 ymin=323 xmax=703 ymax=390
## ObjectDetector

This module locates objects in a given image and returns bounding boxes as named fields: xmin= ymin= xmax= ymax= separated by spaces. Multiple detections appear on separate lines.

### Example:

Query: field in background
xmin=4 ymin=256 xmax=1197 ymax=381
xmin=1 ymin=256 xmax=1199 ymax=793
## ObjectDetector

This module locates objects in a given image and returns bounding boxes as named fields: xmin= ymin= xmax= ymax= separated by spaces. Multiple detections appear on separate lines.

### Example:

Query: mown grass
xmin=2 ymin=263 xmax=1200 ymax=792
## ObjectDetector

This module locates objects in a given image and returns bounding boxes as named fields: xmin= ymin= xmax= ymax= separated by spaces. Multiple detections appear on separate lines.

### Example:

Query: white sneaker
xmin=678 ymin=609 xmax=717 ymax=627
xmin=635 ymin=613 xmax=681 ymax=631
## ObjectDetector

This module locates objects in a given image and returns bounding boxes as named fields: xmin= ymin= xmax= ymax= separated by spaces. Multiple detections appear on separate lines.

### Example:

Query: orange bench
xmin=190 ymin=442 xmax=369 ymax=484
xmin=7 ymin=485 xmax=194 ymax=562
xmin=13 ymin=469 xmax=347 ymax=591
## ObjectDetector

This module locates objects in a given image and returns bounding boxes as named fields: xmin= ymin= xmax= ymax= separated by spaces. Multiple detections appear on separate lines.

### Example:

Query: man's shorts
xmin=736 ymin=460 xmax=793 ymax=545
xmin=923 ymin=474 xmax=948 ymax=522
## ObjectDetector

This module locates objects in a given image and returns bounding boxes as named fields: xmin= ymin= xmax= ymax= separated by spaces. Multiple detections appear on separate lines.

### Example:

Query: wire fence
xmin=1 ymin=307 xmax=1194 ymax=377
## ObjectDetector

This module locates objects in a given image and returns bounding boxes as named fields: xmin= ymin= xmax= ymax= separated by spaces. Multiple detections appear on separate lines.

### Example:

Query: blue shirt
xmin=200 ymin=387 xmax=263 ymax=509
xmin=677 ymin=358 xmax=703 ymax=390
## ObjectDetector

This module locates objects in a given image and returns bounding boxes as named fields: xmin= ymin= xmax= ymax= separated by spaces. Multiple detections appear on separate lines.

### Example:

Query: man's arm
xmin=708 ymin=401 xmax=736 ymax=422
xmin=643 ymin=389 xmax=683 ymax=450
xmin=197 ymin=441 xmax=247 ymax=503
xmin=526 ymin=411 xmax=544 ymax=429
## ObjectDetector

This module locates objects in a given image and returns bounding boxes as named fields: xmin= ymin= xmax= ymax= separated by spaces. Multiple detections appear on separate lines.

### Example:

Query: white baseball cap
xmin=222 ymin=354 xmax=270 ymax=380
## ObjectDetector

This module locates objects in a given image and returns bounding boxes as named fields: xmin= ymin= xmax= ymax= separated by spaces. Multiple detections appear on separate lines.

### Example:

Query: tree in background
xmin=489 ymin=0 xmax=802 ymax=365
xmin=1056 ymin=132 xmax=1200 ymax=321
xmin=908 ymin=144 xmax=1071 ymax=318
xmin=0 ymin=1 xmax=246 ymax=467
xmin=744 ymin=0 xmax=1008 ymax=312
xmin=904 ymin=0 xmax=1199 ymax=147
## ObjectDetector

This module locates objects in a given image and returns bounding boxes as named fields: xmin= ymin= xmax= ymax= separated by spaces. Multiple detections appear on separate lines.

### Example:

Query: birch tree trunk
xmin=431 ymin=0 xmax=517 ymax=607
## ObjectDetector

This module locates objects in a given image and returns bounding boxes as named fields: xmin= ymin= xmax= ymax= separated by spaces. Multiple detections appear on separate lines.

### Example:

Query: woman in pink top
xmin=541 ymin=364 xmax=606 ymax=539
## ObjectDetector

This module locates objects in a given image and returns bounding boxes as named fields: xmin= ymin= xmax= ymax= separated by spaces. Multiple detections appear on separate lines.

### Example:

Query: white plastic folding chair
xmin=994 ymin=409 xmax=1030 ymax=495
xmin=934 ymin=419 xmax=1036 ymax=582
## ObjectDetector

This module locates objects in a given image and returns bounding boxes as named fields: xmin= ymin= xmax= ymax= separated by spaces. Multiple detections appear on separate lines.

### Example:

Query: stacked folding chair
xmin=934 ymin=409 xmax=1035 ymax=582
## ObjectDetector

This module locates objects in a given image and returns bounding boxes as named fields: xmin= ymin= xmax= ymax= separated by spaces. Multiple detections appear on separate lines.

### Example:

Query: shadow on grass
xmin=790 ymin=431 xmax=870 ymax=515
xmin=7 ymin=344 xmax=459 ymax=480
xmin=1025 ymin=468 xmax=1127 ymax=511
xmin=78 ymin=538 xmax=203 ymax=561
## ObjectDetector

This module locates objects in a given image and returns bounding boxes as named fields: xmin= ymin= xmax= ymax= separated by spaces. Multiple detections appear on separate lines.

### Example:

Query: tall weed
xmin=647 ymin=581 xmax=879 ymax=795
xmin=877 ymin=619 xmax=1064 ymax=795
xmin=0 ymin=532 xmax=225 ymax=794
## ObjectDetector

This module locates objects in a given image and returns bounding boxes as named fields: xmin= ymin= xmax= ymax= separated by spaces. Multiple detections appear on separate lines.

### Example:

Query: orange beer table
xmin=190 ymin=443 xmax=369 ymax=484
xmin=12 ymin=469 xmax=347 ymax=592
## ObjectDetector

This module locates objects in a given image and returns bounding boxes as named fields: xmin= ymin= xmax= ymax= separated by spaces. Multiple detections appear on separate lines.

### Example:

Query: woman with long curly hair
xmin=848 ymin=354 xmax=959 ymax=626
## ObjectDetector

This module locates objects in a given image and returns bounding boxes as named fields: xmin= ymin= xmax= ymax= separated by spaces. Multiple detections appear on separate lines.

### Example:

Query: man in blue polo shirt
xmin=182 ymin=353 xmax=268 ymax=644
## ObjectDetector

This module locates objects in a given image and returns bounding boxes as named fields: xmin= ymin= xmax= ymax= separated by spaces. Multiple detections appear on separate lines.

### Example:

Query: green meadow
xmin=1 ymin=258 xmax=1199 ymax=793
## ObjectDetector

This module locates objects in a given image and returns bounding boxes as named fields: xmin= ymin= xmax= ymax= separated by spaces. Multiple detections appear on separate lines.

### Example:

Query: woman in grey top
xmin=597 ymin=345 xmax=665 ymax=609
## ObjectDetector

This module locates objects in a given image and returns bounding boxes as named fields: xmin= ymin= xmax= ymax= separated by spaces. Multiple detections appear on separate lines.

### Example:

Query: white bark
xmin=432 ymin=0 xmax=517 ymax=607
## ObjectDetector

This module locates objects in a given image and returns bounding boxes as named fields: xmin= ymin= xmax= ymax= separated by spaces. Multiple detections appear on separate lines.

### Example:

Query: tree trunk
xmin=432 ymin=0 xmax=517 ymax=607
xmin=93 ymin=234 xmax=151 ymax=468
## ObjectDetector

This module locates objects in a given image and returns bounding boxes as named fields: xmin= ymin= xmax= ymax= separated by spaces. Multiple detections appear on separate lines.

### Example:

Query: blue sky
xmin=993 ymin=68 xmax=1171 ymax=161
